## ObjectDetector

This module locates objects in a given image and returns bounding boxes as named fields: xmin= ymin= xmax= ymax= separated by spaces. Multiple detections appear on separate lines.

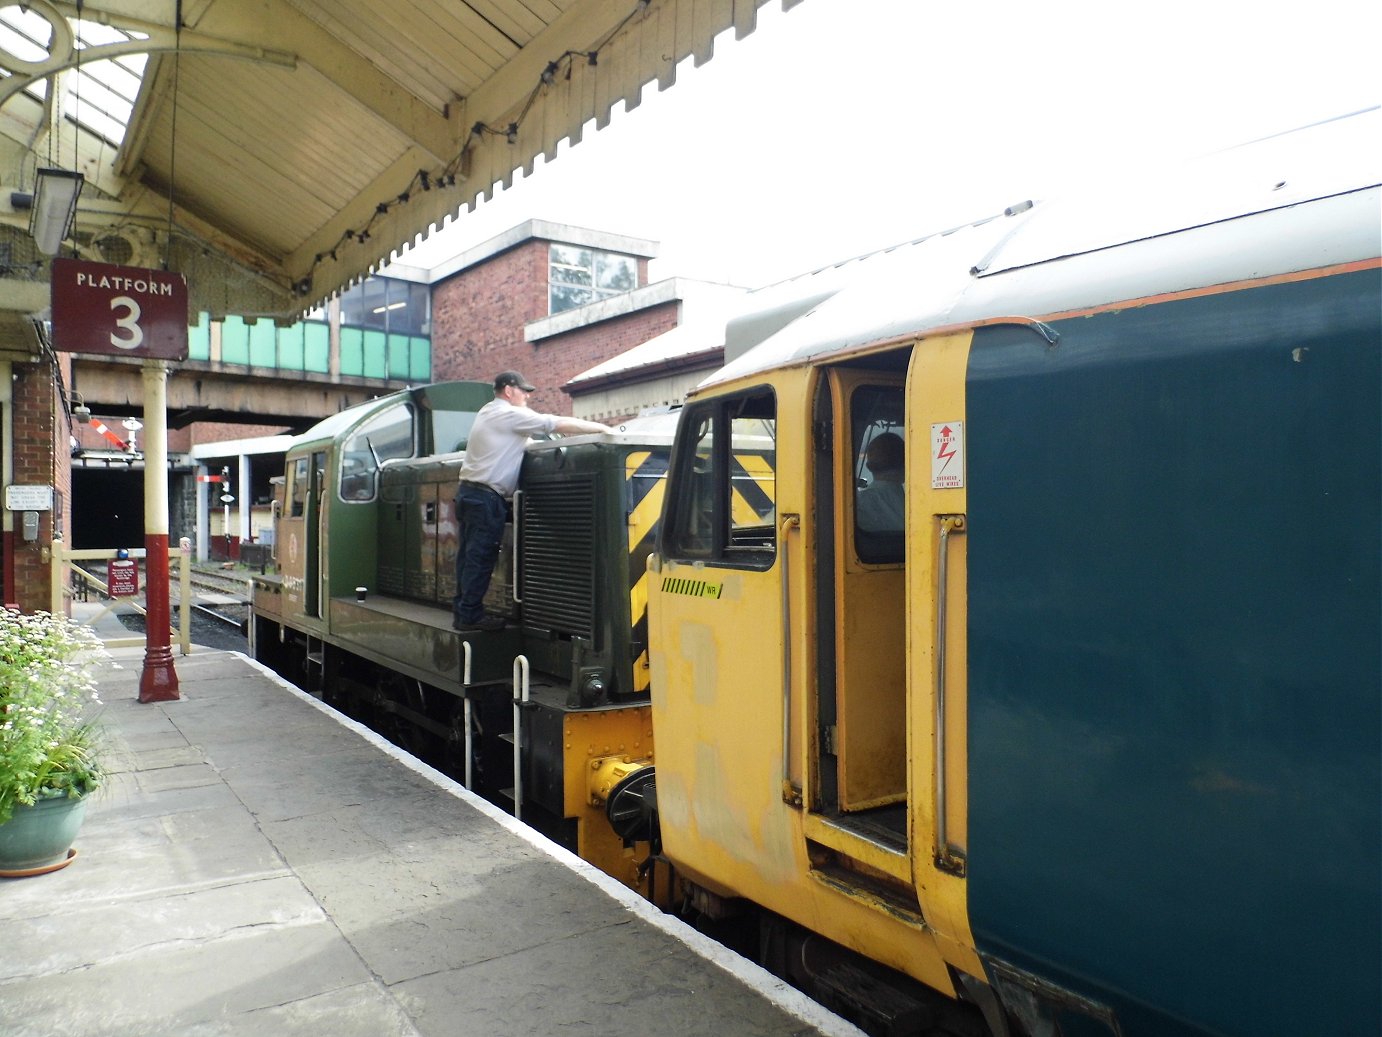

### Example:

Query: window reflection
xmin=338 ymin=276 xmax=430 ymax=336
xmin=340 ymin=403 xmax=415 ymax=502
xmin=549 ymin=244 xmax=638 ymax=314
xmin=664 ymin=391 xmax=777 ymax=567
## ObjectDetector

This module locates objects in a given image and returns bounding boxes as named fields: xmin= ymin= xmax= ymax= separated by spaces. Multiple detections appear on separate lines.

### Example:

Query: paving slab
xmin=0 ymin=644 xmax=861 ymax=1037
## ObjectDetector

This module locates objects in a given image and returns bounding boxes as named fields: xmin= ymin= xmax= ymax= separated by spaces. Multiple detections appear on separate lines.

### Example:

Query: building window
xmin=339 ymin=276 xmax=430 ymax=335
xmin=549 ymin=244 xmax=638 ymax=314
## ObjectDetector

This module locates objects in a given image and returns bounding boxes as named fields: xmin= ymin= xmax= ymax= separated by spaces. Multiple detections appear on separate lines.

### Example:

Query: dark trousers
xmin=454 ymin=485 xmax=507 ymax=623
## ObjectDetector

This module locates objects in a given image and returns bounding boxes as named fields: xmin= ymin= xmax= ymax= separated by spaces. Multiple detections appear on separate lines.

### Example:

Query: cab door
xmin=824 ymin=371 xmax=908 ymax=814
xmin=305 ymin=450 xmax=326 ymax=620
xmin=278 ymin=448 xmax=326 ymax=623
xmin=648 ymin=385 xmax=789 ymax=895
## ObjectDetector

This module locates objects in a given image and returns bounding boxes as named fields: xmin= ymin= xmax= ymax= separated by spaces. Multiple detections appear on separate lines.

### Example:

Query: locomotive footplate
xmin=328 ymin=594 xmax=520 ymax=687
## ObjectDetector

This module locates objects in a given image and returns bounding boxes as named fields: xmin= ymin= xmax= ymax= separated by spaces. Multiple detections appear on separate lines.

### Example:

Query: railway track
xmin=85 ymin=561 xmax=254 ymax=650
xmin=183 ymin=564 xmax=253 ymax=629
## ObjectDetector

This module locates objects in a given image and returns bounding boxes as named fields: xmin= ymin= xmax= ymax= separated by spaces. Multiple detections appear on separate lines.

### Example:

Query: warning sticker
xmin=931 ymin=422 xmax=965 ymax=489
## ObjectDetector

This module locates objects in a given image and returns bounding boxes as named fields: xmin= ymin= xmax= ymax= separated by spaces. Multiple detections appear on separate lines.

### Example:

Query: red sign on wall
xmin=50 ymin=258 xmax=189 ymax=360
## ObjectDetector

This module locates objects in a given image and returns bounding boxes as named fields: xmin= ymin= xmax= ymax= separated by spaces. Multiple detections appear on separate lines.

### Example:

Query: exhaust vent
xmin=520 ymin=476 xmax=596 ymax=640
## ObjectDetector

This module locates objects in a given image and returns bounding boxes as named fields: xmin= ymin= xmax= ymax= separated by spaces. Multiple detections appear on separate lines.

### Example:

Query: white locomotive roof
xmin=524 ymin=408 xmax=681 ymax=452
xmin=705 ymin=107 xmax=1382 ymax=388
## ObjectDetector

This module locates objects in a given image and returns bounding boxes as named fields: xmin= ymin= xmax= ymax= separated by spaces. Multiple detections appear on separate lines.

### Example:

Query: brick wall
xmin=428 ymin=239 xmax=668 ymax=417
xmin=184 ymin=420 xmax=292 ymax=444
xmin=430 ymin=239 xmax=553 ymax=402
xmin=545 ymin=301 xmax=680 ymax=394
xmin=9 ymin=360 xmax=67 ymax=612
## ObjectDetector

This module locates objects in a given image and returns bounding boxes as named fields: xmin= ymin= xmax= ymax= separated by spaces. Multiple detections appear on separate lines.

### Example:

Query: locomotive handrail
xmin=511 ymin=489 xmax=523 ymax=603
xmin=269 ymin=500 xmax=281 ymax=565
xmin=935 ymin=514 xmax=966 ymax=875
xmin=462 ymin=641 xmax=474 ymax=791
xmin=779 ymin=513 xmax=802 ymax=806
xmin=512 ymin=654 xmax=530 ymax=821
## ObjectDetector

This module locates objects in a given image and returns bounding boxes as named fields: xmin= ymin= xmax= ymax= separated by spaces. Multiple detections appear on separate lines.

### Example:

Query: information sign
xmin=108 ymin=558 xmax=140 ymax=597
xmin=4 ymin=485 xmax=54 ymax=511
xmin=50 ymin=258 xmax=189 ymax=360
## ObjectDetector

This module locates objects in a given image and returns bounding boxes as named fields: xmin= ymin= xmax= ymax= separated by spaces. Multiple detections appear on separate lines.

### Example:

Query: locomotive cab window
xmin=852 ymin=386 xmax=906 ymax=564
xmin=664 ymin=390 xmax=777 ymax=567
xmin=340 ymin=402 xmax=416 ymax=502
xmin=288 ymin=457 xmax=309 ymax=518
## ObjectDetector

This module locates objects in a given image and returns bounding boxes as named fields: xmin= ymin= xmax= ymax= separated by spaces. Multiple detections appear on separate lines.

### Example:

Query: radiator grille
xmin=520 ymin=477 xmax=596 ymax=639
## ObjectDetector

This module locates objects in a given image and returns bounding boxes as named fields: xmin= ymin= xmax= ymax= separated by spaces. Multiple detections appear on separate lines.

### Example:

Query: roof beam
xmin=184 ymin=0 xmax=458 ymax=164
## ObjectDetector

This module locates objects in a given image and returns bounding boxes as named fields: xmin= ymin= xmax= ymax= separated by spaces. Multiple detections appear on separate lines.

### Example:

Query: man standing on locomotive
xmin=452 ymin=371 xmax=613 ymax=632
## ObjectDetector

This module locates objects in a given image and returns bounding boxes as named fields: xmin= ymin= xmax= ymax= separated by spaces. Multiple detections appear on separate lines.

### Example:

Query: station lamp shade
xmin=30 ymin=168 xmax=84 ymax=256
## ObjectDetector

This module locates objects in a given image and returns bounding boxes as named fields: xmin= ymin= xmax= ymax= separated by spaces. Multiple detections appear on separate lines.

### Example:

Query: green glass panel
xmin=221 ymin=316 xmax=250 ymax=365
xmin=304 ymin=323 xmax=330 ymax=373
xmin=189 ymin=313 xmax=211 ymax=360
xmin=277 ymin=323 xmax=305 ymax=371
xmin=363 ymin=330 xmax=387 ymax=379
xmin=387 ymin=334 xmax=410 ymax=378
xmin=340 ymin=327 xmax=364 ymax=377
xmin=409 ymin=336 xmax=431 ymax=382
xmin=249 ymin=321 xmax=276 ymax=367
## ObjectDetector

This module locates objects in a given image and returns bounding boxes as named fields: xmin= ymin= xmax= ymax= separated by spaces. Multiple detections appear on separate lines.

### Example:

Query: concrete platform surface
xmin=0 ymin=645 xmax=862 ymax=1037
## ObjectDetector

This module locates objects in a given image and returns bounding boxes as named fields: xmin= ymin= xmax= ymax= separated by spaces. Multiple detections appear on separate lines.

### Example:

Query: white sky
xmin=392 ymin=0 xmax=1381 ymax=289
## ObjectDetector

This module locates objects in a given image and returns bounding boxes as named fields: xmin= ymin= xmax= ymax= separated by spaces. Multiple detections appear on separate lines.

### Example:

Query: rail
xmin=49 ymin=539 xmax=193 ymax=655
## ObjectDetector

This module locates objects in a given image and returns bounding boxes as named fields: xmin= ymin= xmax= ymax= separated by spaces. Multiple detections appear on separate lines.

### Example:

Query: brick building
xmin=410 ymin=219 xmax=743 ymax=422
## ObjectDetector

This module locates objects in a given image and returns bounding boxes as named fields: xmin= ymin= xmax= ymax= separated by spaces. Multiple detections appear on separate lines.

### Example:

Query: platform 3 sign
xmin=50 ymin=258 xmax=188 ymax=360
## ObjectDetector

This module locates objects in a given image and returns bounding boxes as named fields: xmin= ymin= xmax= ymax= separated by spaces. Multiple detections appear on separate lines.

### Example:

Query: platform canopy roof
xmin=0 ymin=0 xmax=796 ymax=349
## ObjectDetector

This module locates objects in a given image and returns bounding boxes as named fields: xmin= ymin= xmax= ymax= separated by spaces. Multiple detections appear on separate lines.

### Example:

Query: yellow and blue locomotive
xmin=646 ymin=109 xmax=1380 ymax=1036
xmin=254 ymin=108 xmax=1380 ymax=1037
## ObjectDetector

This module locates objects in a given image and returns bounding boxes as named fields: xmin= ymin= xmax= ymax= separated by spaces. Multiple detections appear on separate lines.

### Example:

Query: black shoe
xmin=453 ymin=614 xmax=504 ymax=632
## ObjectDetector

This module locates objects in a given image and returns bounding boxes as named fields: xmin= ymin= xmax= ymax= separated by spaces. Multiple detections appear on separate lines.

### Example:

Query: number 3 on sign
xmin=110 ymin=295 xmax=143 ymax=350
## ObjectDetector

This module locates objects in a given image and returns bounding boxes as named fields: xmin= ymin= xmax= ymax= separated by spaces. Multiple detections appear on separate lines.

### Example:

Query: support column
xmin=239 ymin=453 xmax=252 ymax=542
xmin=139 ymin=360 xmax=179 ymax=702
xmin=195 ymin=463 xmax=210 ymax=563
xmin=0 ymin=361 xmax=13 ymax=606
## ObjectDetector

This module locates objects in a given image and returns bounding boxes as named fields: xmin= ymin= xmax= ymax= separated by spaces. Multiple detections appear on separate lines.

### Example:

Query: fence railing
xmin=50 ymin=540 xmax=193 ymax=655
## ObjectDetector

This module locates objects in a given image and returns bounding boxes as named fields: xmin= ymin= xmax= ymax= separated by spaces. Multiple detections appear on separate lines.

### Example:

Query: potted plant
xmin=0 ymin=609 xmax=105 ymax=877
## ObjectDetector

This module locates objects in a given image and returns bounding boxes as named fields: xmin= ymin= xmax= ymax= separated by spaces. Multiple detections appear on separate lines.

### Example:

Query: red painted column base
xmin=138 ymin=533 xmax=180 ymax=702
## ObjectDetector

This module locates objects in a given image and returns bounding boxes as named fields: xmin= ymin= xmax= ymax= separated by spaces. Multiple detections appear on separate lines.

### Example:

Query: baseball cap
xmin=494 ymin=370 xmax=536 ymax=392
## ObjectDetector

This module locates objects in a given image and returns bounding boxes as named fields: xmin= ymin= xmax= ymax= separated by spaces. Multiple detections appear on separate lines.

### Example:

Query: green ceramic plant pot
xmin=0 ymin=793 xmax=88 ymax=876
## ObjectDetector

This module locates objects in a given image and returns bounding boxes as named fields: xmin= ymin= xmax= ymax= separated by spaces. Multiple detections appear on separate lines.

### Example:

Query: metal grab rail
xmin=462 ymin=641 xmax=474 ymax=791
xmin=512 ymin=654 xmax=530 ymax=821
xmin=934 ymin=515 xmax=966 ymax=875
xmin=779 ymin=513 xmax=802 ymax=806
xmin=511 ymin=489 xmax=523 ymax=603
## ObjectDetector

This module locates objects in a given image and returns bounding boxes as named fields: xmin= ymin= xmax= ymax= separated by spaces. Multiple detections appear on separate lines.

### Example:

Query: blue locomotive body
xmin=967 ymin=269 xmax=1379 ymax=1036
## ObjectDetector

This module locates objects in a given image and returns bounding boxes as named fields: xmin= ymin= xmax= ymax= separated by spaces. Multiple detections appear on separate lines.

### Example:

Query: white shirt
xmin=856 ymin=480 xmax=904 ymax=531
xmin=458 ymin=399 xmax=558 ymax=497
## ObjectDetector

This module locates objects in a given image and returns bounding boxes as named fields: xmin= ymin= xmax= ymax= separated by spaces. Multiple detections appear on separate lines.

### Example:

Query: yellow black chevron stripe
xmin=626 ymin=450 xmax=669 ymax=694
